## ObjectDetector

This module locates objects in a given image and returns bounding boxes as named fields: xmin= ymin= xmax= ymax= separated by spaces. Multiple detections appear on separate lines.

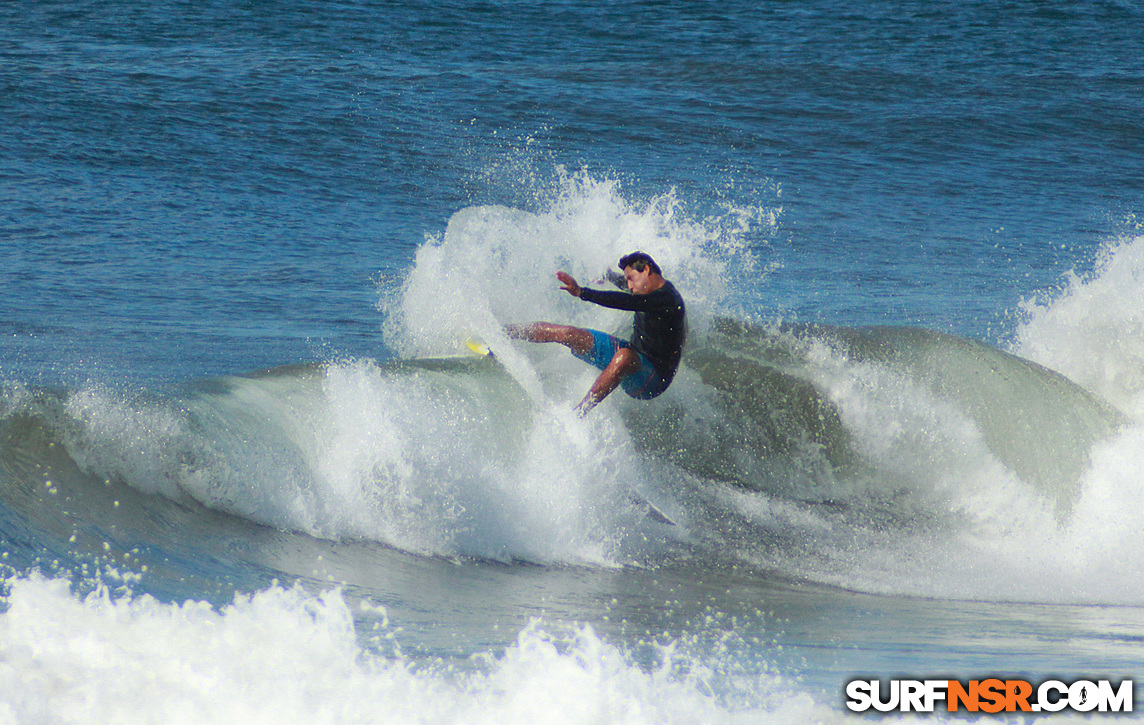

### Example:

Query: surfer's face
xmin=624 ymin=265 xmax=656 ymax=294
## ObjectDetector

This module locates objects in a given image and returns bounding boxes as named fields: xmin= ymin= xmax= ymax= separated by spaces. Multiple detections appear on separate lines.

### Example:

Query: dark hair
xmin=618 ymin=251 xmax=661 ymax=276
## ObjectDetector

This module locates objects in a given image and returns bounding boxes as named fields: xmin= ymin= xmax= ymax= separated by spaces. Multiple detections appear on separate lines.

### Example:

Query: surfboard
xmin=629 ymin=491 xmax=676 ymax=526
xmin=390 ymin=339 xmax=497 ymax=373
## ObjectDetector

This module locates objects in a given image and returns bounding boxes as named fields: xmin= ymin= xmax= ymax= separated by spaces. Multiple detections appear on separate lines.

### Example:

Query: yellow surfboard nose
xmin=465 ymin=338 xmax=492 ymax=357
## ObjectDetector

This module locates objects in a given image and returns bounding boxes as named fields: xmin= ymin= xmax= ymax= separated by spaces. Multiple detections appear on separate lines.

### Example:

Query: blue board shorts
xmin=573 ymin=329 xmax=670 ymax=400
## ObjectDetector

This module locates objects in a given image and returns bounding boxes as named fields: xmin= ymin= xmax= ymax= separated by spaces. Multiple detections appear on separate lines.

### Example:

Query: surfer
xmin=506 ymin=251 xmax=686 ymax=416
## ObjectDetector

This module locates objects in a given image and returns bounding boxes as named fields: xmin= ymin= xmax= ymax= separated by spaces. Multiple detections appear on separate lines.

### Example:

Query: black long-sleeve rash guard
xmin=578 ymin=281 xmax=686 ymax=382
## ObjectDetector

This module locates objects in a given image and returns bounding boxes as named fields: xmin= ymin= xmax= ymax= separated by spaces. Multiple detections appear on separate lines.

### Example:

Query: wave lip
xmin=1014 ymin=234 xmax=1144 ymax=418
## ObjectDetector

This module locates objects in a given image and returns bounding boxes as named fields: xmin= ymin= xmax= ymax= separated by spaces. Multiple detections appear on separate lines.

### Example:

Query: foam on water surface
xmin=0 ymin=573 xmax=837 ymax=725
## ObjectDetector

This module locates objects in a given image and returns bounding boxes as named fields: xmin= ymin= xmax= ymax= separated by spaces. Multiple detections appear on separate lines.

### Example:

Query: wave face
xmin=641 ymin=319 xmax=1124 ymax=514
xmin=4 ymin=186 xmax=1142 ymax=606
xmin=0 ymin=324 xmax=1133 ymax=602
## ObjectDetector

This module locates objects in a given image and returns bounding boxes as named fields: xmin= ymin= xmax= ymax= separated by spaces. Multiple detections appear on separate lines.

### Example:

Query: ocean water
xmin=2 ymin=0 xmax=1143 ymax=721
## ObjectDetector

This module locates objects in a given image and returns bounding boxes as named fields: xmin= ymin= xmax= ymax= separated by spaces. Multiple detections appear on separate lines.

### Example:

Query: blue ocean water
xmin=2 ymin=0 xmax=1144 ymax=720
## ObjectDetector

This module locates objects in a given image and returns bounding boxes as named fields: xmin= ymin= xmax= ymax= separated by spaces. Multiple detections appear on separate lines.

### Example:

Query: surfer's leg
xmin=576 ymin=346 xmax=641 ymax=417
xmin=505 ymin=322 xmax=595 ymax=357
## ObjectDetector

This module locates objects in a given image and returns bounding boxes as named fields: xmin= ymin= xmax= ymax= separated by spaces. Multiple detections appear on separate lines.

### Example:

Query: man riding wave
xmin=506 ymin=252 xmax=686 ymax=416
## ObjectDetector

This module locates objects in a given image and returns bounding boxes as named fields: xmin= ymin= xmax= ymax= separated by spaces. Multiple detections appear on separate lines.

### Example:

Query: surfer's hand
xmin=556 ymin=271 xmax=581 ymax=297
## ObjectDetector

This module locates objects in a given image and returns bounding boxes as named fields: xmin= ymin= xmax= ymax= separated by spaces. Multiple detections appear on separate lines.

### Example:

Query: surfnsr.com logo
xmin=845 ymin=678 xmax=1133 ymax=714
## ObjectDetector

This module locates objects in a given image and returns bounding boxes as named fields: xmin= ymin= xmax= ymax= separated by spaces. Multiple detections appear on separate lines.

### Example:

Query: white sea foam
xmin=782 ymin=234 xmax=1144 ymax=605
xmin=55 ymin=354 xmax=688 ymax=567
xmin=1013 ymin=234 xmax=1144 ymax=417
xmin=0 ymin=573 xmax=837 ymax=725
xmin=703 ymin=326 xmax=1144 ymax=606
xmin=381 ymin=170 xmax=765 ymax=368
